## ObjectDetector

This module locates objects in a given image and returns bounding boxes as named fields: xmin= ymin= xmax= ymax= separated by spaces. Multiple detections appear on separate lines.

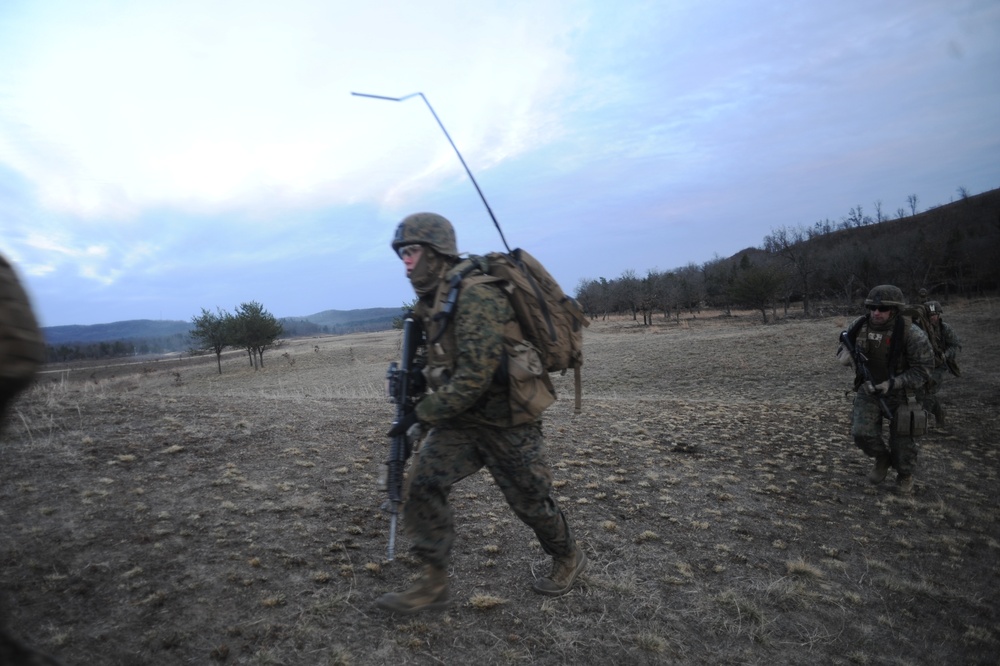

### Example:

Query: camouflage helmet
xmin=925 ymin=300 xmax=943 ymax=316
xmin=864 ymin=284 xmax=906 ymax=309
xmin=391 ymin=212 xmax=459 ymax=258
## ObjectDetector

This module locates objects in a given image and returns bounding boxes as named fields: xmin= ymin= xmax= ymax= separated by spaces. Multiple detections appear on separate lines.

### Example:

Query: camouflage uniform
xmin=846 ymin=286 xmax=934 ymax=484
xmin=377 ymin=213 xmax=583 ymax=613
xmin=0 ymin=254 xmax=44 ymax=420
xmin=919 ymin=301 xmax=961 ymax=423
xmin=0 ymin=254 xmax=63 ymax=665
xmin=406 ymin=278 xmax=574 ymax=567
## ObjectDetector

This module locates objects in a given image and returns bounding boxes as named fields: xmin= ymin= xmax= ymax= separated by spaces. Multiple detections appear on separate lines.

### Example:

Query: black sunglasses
xmin=867 ymin=305 xmax=893 ymax=313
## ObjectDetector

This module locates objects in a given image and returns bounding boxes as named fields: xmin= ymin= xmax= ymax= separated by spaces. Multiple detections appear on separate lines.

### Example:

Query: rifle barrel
xmin=387 ymin=511 xmax=398 ymax=561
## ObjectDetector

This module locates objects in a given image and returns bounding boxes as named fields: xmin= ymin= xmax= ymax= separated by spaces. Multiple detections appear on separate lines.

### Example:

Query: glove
xmin=836 ymin=345 xmax=854 ymax=367
xmin=406 ymin=421 xmax=425 ymax=443
xmin=387 ymin=411 xmax=419 ymax=438
xmin=874 ymin=379 xmax=894 ymax=395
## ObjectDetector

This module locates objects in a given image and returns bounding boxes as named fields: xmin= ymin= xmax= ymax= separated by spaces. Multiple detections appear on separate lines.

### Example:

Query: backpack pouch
xmin=506 ymin=341 xmax=556 ymax=425
xmin=895 ymin=395 xmax=928 ymax=437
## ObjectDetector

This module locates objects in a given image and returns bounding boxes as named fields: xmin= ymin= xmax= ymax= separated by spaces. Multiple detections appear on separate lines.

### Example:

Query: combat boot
xmin=868 ymin=455 xmax=891 ymax=484
xmin=532 ymin=547 xmax=587 ymax=597
xmin=897 ymin=475 xmax=914 ymax=494
xmin=376 ymin=565 xmax=450 ymax=614
xmin=932 ymin=403 xmax=945 ymax=426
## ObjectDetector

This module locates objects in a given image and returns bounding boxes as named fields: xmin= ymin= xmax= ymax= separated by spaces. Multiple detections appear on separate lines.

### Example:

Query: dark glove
xmin=387 ymin=411 xmax=419 ymax=438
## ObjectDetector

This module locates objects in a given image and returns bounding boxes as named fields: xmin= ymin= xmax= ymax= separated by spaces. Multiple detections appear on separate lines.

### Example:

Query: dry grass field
xmin=2 ymin=300 xmax=998 ymax=665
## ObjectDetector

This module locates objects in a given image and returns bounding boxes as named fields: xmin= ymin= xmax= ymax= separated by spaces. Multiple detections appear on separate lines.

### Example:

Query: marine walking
xmin=838 ymin=285 xmax=935 ymax=493
xmin=376 ymin=213 xmax=586 ymax=614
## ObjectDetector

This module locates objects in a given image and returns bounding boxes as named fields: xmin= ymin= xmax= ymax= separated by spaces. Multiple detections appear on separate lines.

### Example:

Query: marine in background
xmin=838 ymin=285 xmax=934 ymax=493
xmin=919 ymin=300 xmax=961 ymax=425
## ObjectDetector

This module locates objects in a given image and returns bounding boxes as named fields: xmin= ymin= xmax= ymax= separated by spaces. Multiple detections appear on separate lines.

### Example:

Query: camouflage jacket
xmin=0 ymin=253 xmax=45 ymax=383
xmin=847 ymin=314 xmax=934 ymax=393
xmin=412 ymin=273 xmax=518 ymax=428
xmin=930 ymin=320 xmax=961 ymax=365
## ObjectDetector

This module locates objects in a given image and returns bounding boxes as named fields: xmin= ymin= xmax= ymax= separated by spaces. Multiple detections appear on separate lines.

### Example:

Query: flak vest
xmin=850 ymin=315 xmax=909 ymax=390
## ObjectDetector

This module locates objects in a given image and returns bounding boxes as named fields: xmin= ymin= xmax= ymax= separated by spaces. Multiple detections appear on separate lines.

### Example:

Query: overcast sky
xmin=1 ymin=0 xmax=997 ymax=327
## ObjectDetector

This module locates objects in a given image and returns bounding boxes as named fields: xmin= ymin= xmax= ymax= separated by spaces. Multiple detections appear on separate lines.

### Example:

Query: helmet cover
xmin=864 ymin=284 xmax=906 ymax=308
xmin=391 ymin=213 xmax=459 ymax=257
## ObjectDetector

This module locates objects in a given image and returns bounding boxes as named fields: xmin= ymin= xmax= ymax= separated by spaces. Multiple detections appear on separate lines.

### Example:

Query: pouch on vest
xmin=895 ymin=393 xmax=927 ymax=437
xmin=506 ymin=341 xmax=556 ymax=426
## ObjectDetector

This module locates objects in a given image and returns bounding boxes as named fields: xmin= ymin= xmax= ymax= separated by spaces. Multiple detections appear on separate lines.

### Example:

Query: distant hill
xmin=41 ymin=308 xmax=401 ymax=346
xmin=297 ymin=307 xmax=399 ymax=328
xmin=42 ymin=320 xmax=194 ymax=346
xmin=281 ymin=307 xmax=399 ymax=337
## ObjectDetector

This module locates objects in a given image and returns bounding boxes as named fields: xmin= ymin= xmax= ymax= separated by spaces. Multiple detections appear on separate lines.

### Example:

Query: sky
xmin=1 ymin=0 xmax=998 ymax=328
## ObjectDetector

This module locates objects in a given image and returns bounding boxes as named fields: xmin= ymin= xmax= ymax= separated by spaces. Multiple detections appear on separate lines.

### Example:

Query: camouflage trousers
xmin=402 ymin=421 xmax=575 ymax=568
xmin=918 ymin=365 xmax=948 ymax=419
xmin=851 ymin=391 xmax=919 ymax=476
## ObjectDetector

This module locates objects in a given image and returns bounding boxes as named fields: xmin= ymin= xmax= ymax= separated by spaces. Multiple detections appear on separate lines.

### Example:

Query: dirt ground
xmin=1 ymin=300 xmax=998 ymax=665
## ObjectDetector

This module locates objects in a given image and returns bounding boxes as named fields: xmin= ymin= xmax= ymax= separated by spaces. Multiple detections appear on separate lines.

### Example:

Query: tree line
xmin=190 ymin=301 xmax=283 ymax=374
xmin=43 ymin=305 xmax=395 ymax=366
xmin=575 ymin=188 xmax=1000 ymax=324
xmin=45 ymin=334 xmax=191 ymax=363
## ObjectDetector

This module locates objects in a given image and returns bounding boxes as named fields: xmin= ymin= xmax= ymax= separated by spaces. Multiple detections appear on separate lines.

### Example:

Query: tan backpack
xmin=437 ymin=249 xmax=589 ymax=418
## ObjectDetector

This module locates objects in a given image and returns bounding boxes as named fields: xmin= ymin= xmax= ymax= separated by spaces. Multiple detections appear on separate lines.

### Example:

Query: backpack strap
xmin=847 ymin=316 xmax=867 ymax=386
xmin=427 ymin=256 xmax=492 ymax=345
xmin=573 ymin=365 xmax=582 ymax=415
xmin=887 ymin=315 xmax=906 ymax=376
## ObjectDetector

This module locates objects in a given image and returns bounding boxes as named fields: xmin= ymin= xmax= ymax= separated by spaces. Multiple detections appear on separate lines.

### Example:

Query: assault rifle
xmin=383 ymin=312 xmax=424 ymax=560
xmin=839 ymin=329 xmax=893 ymax=420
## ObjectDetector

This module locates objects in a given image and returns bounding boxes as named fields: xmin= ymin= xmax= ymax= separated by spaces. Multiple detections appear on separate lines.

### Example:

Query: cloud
xmin=2 ymin=0 xmax=997 ymax=327
xmin=0 ymin=0 xmax=581 ymax=220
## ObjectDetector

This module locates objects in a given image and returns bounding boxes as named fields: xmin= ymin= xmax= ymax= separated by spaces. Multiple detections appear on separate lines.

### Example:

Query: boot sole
xmin=375 ymin=595 xmax=452 ymax=615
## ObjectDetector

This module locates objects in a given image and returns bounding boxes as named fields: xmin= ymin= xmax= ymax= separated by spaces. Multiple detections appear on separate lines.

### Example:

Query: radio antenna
xmin=352 ymin=91 xmax=511 ymax=253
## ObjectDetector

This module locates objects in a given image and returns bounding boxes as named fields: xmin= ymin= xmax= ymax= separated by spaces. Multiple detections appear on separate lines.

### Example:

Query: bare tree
xmin=190 ymin=307 xmax=232 ymax=374
xmin=574 ymin=278 xmax=596 ymax=318
xmin=728 ymin=255 xmax=783 ymax=324
xmin=638 ymin=270 xmax=660 ymax=325
xmin=957 ymin=186 xmax=969 ymax=200
xmin=576 ymin=278 xmax=614 ymax=320
xmin=908 ymin=194 xmax=919 ymax=216
xmin=616 ymin=269 xmax=641 ymax=321
xmin=844 ymin=204 xmax=874 ymax=228
xmin=812 ymin=218 xmax=834 ymax=236
xmin=676 ymin=263 xmax=706 ymax=316
xmin=232 ymin=301 xmax=283 ymax=369
xmin=701 ymin=255 xmax=735 ymax=315
xmin=763 ymin=225 xmax=817 ymax=315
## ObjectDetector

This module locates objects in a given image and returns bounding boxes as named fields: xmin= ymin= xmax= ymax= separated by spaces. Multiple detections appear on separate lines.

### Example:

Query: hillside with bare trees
xmin=577 ymin=188 xmax=1000 ymax=323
